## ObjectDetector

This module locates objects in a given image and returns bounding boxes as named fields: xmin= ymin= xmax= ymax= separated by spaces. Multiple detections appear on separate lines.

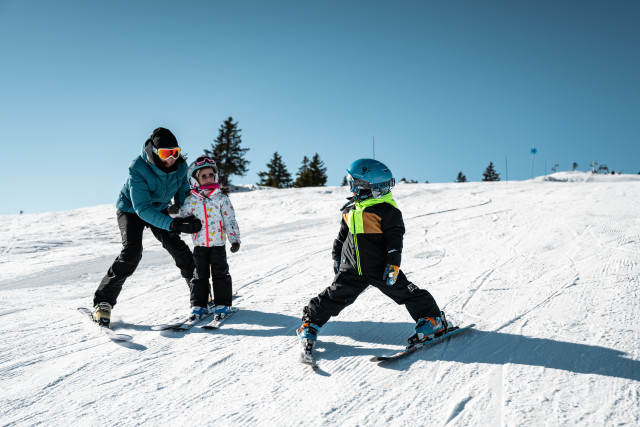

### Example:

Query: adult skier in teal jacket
xmin=92 ymin=127 xmax=202 ymax=327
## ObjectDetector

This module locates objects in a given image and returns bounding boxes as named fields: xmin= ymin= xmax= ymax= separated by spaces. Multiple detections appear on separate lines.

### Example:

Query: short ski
xmin=77 ymin=307 xmax=133 ymax=342
xmin=297 ymin=339 xmax=318 ymax=368
xmin=151 ymin=302 xmax=217 ymax=331
xmin=371 ymin=324 xmax=475 ymax=363
xmin=201 ymin=308 xmax=238 ymax=330
xmin=152 ymin=305 xmax=238 ymax=331
xmin=151 ymin=317 xmax=193 ymax=331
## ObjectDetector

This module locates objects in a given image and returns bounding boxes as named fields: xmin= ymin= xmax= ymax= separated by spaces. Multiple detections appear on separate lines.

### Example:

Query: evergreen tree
xmin=342 ymin=176 xmax=348 ymax=186
xmin=205 ymin=117 xmax=250 ymax=187
xmin=293 ymin=153 xmax=328 ymax=187
xmin=258 ymin=152 xmax=292 ymax=188
xmin=308 ymin=153 xmax=328 ymax=186
xmin=456 ymin=171 xmax=467 ymax=183
xmin=293 ymin=156 xmax=314 ymax=187
xmin=482 ymin=162 xmax=501 ymax=182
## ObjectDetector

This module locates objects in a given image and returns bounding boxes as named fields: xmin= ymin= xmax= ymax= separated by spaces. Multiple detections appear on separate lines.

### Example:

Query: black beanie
xmin=150 ymin=127 xmax=179 ymax=149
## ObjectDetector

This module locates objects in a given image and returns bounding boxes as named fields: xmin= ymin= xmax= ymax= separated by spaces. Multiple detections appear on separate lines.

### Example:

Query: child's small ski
xmin=201 ymin=307 xmax=238 ymax=330
xmin=77 ymin=307 xmax=133 ymax=342
xmin=152 ymin=305 xmax=238 ymax=331
xmin=298 ymin=339 xmax=318 ymax=369
xmin=371 ymin=324 xmax=475 ymax=363
xmin=151 ymin=302 xmax=218 ymax=331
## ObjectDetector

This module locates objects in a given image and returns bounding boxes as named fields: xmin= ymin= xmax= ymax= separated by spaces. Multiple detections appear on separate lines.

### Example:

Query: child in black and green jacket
xmin=297 ymin=158 xmax=445 ymax=354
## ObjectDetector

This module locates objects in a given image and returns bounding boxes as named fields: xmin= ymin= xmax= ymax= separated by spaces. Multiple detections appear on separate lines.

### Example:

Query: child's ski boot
xmin=297 ymin=322 xmax=320 ymax=367
xmin=213 ymin=305 xmax=231 ymax=321
xmin=189 ymin=306 xmax=209 ymax=321
xmin=408 ymin=312 xmax=448 ymax=346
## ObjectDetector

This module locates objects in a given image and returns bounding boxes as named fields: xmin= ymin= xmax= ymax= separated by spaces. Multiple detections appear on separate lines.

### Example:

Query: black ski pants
xmin=302 ymin=270 xmax=441 ymax=327
xmin=191 ymin=245 xmax=233 ymax=308
xmin=94 ymin=210 xmax=196 ymax=307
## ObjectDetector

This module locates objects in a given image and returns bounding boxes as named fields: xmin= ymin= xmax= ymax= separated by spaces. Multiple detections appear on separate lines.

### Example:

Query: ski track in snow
xmin=1 ymin=175 xmax=640 ymax=425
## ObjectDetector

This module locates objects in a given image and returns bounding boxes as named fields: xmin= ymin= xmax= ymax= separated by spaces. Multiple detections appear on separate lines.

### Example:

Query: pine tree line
xmin=206 ymin=117 xmax=507 ymax=188
xmin=454 ymin=162 xmax=500 ymax=183
xmin=205 ymin=117 xmax=328 ymax=189
xmin=257 ymin=152 xmax=328 ymax=189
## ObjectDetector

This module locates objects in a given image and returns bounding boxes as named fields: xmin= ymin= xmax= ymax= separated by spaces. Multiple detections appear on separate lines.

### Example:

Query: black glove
xmin=170 ymin=216 xmax=202 ymax=234
xmin=230 ymin=242 xmax=240 ymax=253
xmin=166 ymin=203 xmax=181 ymax=218
xmin=333 ymin=259 xmax=340 ymax=275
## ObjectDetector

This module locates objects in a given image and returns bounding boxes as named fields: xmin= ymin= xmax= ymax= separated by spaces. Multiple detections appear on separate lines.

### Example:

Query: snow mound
xmin=535 ymin=171 xmax=640 ymax=183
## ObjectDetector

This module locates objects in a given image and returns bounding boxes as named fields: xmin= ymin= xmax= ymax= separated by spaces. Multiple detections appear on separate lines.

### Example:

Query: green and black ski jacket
xmin=332 ymin=192 xmax=405 ymax=280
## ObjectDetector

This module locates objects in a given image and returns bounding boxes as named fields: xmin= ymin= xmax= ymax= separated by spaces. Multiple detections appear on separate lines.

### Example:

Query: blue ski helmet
xmin=187 ymin=155 xmax=219 ymax=188
xmin=346 ymin=158 xmax=395 ymax=200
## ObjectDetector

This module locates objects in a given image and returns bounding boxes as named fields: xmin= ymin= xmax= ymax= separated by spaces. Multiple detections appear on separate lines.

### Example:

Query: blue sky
xmin=1 ymin=0 xmax=638 ymax=215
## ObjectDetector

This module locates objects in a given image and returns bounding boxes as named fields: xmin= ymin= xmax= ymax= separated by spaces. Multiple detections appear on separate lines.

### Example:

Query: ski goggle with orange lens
xmin=153 ymin=147 xmax=181 ymax=160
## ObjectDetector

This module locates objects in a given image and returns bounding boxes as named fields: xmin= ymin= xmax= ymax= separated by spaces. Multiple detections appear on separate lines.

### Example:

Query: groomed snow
xmin=1 ymin=172 xmax=639 ymax=425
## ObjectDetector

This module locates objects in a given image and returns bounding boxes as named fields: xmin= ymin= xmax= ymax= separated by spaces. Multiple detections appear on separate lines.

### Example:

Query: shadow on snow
xmin=185 ymin=309 xmax=639 ymax=381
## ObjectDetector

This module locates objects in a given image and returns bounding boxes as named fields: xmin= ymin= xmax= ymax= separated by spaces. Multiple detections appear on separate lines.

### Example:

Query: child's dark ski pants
xmin=191 ymin=245 xmax=233 ymax=308
xmin=302 ymin=270 xmax=441 ymax=327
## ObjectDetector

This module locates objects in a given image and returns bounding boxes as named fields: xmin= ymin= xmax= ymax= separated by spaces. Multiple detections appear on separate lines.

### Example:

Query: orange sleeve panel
xmin=362 ymin=212 xmax=383 ymax=233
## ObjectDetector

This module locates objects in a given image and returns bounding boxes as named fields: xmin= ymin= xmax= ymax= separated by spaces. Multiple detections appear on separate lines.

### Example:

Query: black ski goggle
xmin=348 ymin=176 xmax=395 ymax=193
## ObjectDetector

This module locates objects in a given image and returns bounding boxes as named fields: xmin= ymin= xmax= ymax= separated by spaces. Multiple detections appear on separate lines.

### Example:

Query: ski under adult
xmin=77 ymin=307 xmax=133 ymax=342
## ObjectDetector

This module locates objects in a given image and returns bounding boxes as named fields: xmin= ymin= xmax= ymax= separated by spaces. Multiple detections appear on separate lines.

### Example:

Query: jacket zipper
xmin=351 ymin=209 xmax=363 ymax=276
xmin=203 ymin=201 xmax=210 ymax=247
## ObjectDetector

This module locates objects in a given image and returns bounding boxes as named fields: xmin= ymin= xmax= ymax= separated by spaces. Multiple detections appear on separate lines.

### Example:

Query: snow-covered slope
xmin=1 ymin=175 xmax=639 ymax=425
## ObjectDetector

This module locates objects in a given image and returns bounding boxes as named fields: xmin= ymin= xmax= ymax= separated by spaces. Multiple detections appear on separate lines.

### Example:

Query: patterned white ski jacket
xmin=177 ymin=188 xmax=241 ymax=247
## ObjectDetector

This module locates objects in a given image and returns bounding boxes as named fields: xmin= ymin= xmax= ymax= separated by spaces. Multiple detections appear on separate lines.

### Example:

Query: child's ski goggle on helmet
xmin=187 ymin=155 xmax=219 ymax=188
xmin=153 ymin=147 xmax=181 ymax=160
xmin=194 ymin=155 xmax=217 ymax=168
xmin=348 ymin=176 xmax=393 ymax=192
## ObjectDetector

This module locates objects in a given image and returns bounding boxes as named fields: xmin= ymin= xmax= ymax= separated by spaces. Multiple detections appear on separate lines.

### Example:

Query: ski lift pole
xmin=530 ymin=146 xmax=537 ymax=179
xmin=505 ymin=155 xmax=508 ymax=183
xmin=373 ymin=136 xmax=375 ymax=159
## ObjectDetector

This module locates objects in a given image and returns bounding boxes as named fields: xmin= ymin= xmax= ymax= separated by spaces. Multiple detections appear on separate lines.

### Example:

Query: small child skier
xmin=297 ymin=158 xmax=446 ymax=355
xmin=175 ymin=155 xmax=241 ymax=320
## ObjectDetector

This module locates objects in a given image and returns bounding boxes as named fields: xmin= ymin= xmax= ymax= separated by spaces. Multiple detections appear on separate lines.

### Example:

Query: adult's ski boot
xmin=92 ymin=302 xmax=112 ymax=327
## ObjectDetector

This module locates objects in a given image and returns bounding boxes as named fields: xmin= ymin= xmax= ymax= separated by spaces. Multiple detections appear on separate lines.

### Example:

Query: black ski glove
xmin=230 ymin=242 xmax=240 ymax=253
xmin=166 ymin=203 xmax=181 ymax=218
xmin=170 ymin=216 xmax=202 ymax=234
xmin=333 ymin=259 xmax=340 ymax=275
